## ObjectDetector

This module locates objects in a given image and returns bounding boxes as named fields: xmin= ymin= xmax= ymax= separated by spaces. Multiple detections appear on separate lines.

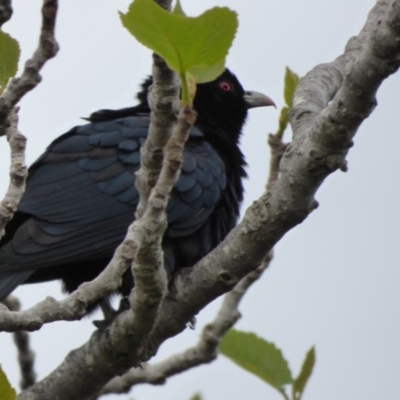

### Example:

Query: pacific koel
xmin=0 ymin=69 xmax=274 ymax=304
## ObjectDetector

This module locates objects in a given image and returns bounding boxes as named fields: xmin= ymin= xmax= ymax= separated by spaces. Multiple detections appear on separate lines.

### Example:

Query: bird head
xmin=136 ymin=69 xmax=274 ymax=144
xmin=88 ymin=69 xmax=274 ymax=131
xmin=192 ymin=69 xmax=275 ymax=145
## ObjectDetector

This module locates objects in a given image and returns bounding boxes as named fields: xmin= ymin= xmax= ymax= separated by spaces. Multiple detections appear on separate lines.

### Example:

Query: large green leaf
xmin=219 ymin=330 xmax=293 ymax=391
xmin=292 ymin=346 xmax=315 ymax=400
xmin=283 ymin=66 xmax=300 ymax=107
xmin=0 ymin=30 xmax=20 ymax=93
xmin=120 ymin=0 xmax=237 ymax=103
xmin=0 ymin=366 xmax=16 ymax=400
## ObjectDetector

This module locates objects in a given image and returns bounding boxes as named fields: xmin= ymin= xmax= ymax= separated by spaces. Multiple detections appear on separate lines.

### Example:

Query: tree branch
xmin=135 ymin=55 xmax=179 ymax=218
xmin=2 ymin=296 xmax=36 ymax=390
xmin=0 ymin=0 xmax=59 ymax=137
xmin=99 ymin=254 xmax=272 ymax=396
xmin=0 ymin=0 xmax=58 ymax=238
xmin=0 ymin=108 xmax=27 ymax=239
xmin=134 ymin=0 xmax=177 ymax=218
xmin=266 ymin=132 xmax=288 ymax=191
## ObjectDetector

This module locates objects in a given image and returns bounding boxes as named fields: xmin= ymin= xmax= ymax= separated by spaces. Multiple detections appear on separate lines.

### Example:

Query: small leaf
xmin=189 ymin=394 xmax=202 ymax=400
xmin=172 ymin=0 xmax=186 ymax=17
xmin=283 ymin=66 xmax=300 ymax=108
xmin=277 ymin=106 xmax=289 ymax=138
xmin=219 ymin=330 xmax=293 ymax=392
xmin=120 ymin=0 xmax=237 ymax=102
xmin=0 ymin=366 xmax=17 ymax=400
xmin=0 ymin=30 xmax=20 ymax=93
xmin=292 ymin=346 xmax=316 ymax=400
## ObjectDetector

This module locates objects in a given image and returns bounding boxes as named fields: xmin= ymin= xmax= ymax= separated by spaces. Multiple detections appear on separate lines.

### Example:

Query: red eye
xmin=219 ymin=81 xmax=231 ymax=91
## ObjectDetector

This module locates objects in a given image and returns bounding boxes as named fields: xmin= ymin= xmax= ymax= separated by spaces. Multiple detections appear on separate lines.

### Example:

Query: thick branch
xmin=100 ymin=254 xmax=272 ymax=395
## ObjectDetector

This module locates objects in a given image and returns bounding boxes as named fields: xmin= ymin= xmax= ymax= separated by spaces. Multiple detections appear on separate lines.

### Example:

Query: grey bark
xmin=99 ymin=254 xmax=272 ymax=395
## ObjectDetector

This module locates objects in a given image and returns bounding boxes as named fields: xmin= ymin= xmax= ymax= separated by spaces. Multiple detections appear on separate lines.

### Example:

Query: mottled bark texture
xmin=99 ymin=255 xmax=271 ymax=396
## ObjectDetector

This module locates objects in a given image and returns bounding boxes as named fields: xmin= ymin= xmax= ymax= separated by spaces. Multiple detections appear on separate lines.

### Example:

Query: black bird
xmin=0 ymin=69 xmax=274 ymax=302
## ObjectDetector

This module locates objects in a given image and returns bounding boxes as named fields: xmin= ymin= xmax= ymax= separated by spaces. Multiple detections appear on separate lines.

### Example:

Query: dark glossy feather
xmin=0 ymin=69 xmax=270 ymax=302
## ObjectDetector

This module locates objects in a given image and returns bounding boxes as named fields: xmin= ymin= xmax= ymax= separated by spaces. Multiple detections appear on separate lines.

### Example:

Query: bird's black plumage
xmin=0 ymin=69 xmax=273 ymax=301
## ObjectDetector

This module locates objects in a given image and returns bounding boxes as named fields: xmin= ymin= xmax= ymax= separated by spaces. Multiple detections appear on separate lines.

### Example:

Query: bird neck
xmin=194 ymin=120 xmax=247 ymax=205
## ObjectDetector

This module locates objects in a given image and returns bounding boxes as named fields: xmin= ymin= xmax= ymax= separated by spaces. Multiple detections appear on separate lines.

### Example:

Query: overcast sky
xmin=1 ymin=1 xmax=400 ymax=399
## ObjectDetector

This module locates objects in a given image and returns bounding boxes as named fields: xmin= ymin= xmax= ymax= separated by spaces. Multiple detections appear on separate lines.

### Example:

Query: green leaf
xmin=188 ymin=58 xmax=226 ymax=84
xmin=283 ymin=66 xmax=300 ymax=108
xmin=189 ymin=394 xmax=202 ymax=400
xmin=0 ymin=30 xmax=20 ymax=93
xmin=275 ymin=67 xmax=300 ymax=139
xmin=120 ymin=0 xmax=237 ymax=102
xmin=292 ymin=346 xmax=316 ymax=400
xmin=172 ymin=0 xmax=186 ymax=17
xmin=0 ymin=366 xmax=16 ymax=400
xmin=219 ymin=330 xmax=293 ymax=392
xmin=277 ymin=106 xmax=289 ymax=138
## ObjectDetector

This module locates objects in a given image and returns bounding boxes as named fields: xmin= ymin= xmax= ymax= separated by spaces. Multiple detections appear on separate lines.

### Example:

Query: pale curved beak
xmin=244 ymin=90 xmax=276 ymax=109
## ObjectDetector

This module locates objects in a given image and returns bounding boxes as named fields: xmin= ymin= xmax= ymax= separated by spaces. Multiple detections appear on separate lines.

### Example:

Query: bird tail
xmin=0 ymin=271 xmax=33 ymax=302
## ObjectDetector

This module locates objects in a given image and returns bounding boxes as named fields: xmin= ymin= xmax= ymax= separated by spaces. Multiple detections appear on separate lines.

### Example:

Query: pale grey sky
xmin=1 ymin=1 xmax=399 ymax=399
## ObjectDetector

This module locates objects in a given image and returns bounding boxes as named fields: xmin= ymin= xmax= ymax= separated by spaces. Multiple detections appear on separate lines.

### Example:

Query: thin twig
xmin=0 ymin=0 xmax=59 ymax=235
xmin=2 ymin=296 xmax=36 ymax=389
xmin=0 ymin=0 xmax=59 ymax=136
xmin=0 ymin=108 xmax=27 ymax=238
